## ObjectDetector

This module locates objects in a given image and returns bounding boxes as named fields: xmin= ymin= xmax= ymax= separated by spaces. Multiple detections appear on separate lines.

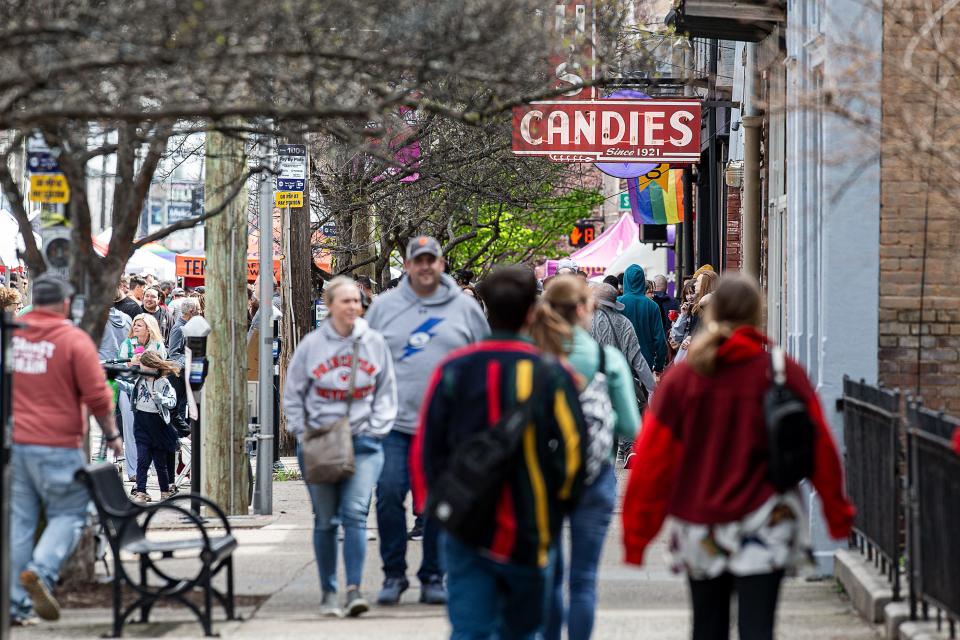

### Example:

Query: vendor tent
xmin=544 ymin=214 xmax=665 ymax=279
xmin=93 ymin=229 xmax=177 ymax=280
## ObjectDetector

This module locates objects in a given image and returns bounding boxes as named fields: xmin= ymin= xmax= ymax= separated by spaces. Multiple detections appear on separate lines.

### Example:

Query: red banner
xmin=512 ymin=99 xmax=701 ymax=164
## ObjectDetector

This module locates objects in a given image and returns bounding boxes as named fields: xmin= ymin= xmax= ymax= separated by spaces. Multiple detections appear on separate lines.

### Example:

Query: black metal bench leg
xmin=138 ymin=556 xmax=151 ymax=623
xmin=225 ymin=557 xmax=237 ymax=620
xmin=202 ymin=565 xmax=215 ymax=637
xmin=110 ymin=552 xmax=124 ymax=638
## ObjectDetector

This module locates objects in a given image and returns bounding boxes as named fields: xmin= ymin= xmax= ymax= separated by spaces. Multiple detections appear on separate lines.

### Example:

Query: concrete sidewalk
xmin=12 ymin=479 xmax=881 ymax=639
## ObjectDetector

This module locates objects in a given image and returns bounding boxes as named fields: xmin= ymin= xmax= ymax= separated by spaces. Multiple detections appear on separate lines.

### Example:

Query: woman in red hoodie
xmin=622 ymin=274 xmax=854 ymax=640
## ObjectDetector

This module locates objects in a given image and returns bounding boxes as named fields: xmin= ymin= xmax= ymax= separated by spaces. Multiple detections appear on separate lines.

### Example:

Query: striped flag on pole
xmin=626 ymin=167 xmax=685 ymax=225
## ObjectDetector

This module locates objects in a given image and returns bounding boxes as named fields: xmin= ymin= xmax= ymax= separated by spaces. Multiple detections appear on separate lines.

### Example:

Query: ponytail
xmin=529 ymin=299 xmax=573 ymax=357
xmin=686 ymin=320 xmax=729 ymax=376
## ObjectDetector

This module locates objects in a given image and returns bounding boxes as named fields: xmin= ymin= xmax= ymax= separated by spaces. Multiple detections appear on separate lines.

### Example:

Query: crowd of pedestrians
xmin=278 ymin=235 xmax=853 ymax=640
xmin=6 ymin=237 xmax=855 ymax=639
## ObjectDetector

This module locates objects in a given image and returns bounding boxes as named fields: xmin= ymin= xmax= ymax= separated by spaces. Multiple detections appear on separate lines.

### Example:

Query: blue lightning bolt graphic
xmin=400 ymin=317 xmax=445 ymax=361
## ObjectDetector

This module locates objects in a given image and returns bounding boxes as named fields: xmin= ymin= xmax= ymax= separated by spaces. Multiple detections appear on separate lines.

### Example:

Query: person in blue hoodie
xmin=365 ymin=236 xmax=489 ymax=607
xmin=617 ymin=264 xmax=667 ymax=373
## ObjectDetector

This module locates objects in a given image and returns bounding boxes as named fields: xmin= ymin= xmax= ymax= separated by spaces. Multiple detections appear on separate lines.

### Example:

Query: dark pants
xmin=375 ymin=430 xmax=443 ymax=582
xmin=688 ymin=570 xmax=785 ymax=640
xmin=133 ymin=411 xmax=176 ymax=493
xmin=445 ymin=536 xmax=554 ymax=640
xmin=135 ymin=441 xmax=170 ymax=493
xmin=170 ymin=372 xmax=190 ymax=433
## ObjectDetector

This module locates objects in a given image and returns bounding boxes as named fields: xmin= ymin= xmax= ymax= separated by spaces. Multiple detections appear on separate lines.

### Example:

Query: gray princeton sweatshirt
xmin=365 ymin=274 xmax=489 ymax=434
xmin=283 ymin=317 xmax=398 ymax=439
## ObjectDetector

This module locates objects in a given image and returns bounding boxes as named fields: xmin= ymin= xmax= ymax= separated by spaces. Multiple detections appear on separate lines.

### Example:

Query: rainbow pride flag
xmin=627 ymin=167 xmax=685 ymax=225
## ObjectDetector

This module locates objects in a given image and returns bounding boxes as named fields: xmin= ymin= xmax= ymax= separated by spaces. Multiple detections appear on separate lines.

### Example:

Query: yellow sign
xmin=29 ymin=174 xmax=70 ymax=204
xmin=274 ymin=191 xmax=303 ymax=207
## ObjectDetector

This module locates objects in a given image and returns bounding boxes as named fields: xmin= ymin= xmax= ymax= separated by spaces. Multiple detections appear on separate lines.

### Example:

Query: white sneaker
xmin=320 ymin=591 xmax=342 ymax=618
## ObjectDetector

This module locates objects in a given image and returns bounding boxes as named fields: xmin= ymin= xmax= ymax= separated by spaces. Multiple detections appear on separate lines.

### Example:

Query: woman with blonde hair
xmin=118 ymin=314 xmax=167 ymax=362
xmin=531 ymin=275 xmax=640 ymax=640
xmin=622 ymin=274 xmax=853 ymax=640
xmin=284 ymin=276 xmax=397 ymax=618
xmin=116 ymin=314 xmax=167 ymax=484
xmin=115 ymin=351 xmax=181 ymax=502
xmin=670 ymin=270 xmax=719 ymax=362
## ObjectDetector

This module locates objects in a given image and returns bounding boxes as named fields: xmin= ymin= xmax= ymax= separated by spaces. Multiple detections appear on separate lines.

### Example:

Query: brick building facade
xmin=878 ymin=2 xmax=960 ymax=413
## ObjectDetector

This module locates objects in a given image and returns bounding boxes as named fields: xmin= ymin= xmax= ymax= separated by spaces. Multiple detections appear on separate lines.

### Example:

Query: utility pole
xmin=278 ymin=135 xmax=313 ymax=458
xmin=202 ymin=127 xmax=250 ymax=515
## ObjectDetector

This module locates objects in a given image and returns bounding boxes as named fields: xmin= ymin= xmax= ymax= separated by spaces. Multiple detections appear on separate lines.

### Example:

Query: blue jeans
xmin=299 ymin=435 xmax=384 ymax=593
xmin=446 ymin=536 xmax=555 ymax=640
xmin=375 ymin=429 xmax=443 ymax=582
xmin=9 ymin=445 xmax=90 ymax=619
xmin=545 ymin=463 xmax=616 ymax=640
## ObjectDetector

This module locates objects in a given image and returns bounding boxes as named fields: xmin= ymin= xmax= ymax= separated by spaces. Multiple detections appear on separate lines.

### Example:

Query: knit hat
xmin=590 ymin=283 xmax=624 ymax=312
xmin=692 ymin=264 xmax=715 ymax=279
xmin=32 ymin=274 xmax=74 ymax=305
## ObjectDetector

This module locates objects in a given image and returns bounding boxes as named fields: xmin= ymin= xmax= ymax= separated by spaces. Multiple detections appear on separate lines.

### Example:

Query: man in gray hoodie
xmin=365 ymin=236 xmax=489 ymax=606
xmin=98 ymin=305 xmax=133 ymax=362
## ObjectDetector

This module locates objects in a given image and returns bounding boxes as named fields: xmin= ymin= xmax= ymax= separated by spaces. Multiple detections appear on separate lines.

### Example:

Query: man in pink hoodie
xmin=9 ymin=275 xmax=122 ymax=626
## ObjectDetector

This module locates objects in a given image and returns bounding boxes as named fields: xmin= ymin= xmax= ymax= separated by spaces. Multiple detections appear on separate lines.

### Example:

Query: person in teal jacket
xmin=617 ymin=264 xmax=667 ymax=372
xmin=531 ymin=275 xmax=640 ymax=640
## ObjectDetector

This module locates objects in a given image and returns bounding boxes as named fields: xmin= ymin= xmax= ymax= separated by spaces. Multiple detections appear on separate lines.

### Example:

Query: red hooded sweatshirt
xmin=622 ymin=326 xmax=855 ymax=565
xmin=13 ymin=309 xmax=114 ymax=449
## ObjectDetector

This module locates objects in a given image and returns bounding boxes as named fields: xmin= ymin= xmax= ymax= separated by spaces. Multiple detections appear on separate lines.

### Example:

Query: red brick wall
xmin=879 ymin=1 xmax=960 ymax=412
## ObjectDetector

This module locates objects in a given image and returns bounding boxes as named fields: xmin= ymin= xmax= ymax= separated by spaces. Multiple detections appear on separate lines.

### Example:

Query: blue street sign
xmin=276 ymin=178 xmax=305 ymax=192
xmin=321 ymin=224 xmax=337 ymax=237
xmin=27 ymin=152 xmax=60 ymax=174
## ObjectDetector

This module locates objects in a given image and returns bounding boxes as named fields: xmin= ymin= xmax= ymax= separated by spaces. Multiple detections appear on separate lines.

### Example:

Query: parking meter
xmin=183 ymin=316 xmax=211 ymax=392
xmin=182 ymin=316 xmax=211 ymax=511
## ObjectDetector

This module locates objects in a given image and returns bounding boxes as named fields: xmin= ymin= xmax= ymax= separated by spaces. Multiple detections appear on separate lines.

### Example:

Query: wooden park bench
xmin=75 ymin=463 xmax=238 ymax=637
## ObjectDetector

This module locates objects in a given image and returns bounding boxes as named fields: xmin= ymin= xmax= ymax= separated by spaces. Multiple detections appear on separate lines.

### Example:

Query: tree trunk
xmin=201 ymin=128 xmax=250 ymax=515
xmin=277 ymin=137 xmax=313 ymax=457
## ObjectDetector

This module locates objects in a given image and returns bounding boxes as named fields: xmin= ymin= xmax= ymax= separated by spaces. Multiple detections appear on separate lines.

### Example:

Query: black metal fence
xmin=842 ymin=378 xmax=902 ymax=600
xmin=907 ymin=404 xmax=960 ymax=638
xmin=841 ymin=376 xmax=959 ymax=638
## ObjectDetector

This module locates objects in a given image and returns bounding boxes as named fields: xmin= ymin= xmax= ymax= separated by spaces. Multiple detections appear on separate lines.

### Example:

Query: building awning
xmin=666 ymin=0 xmax=785 ymax=42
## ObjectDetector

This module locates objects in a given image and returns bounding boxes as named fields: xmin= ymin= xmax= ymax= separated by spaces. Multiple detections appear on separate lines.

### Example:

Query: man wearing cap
xmin=365 ymin=235 xmax=489 ymax=606
xmin=9 ymin=275 xmax=123 ymax=626
xmin=167 ymin=287 xmax=187 ymax=323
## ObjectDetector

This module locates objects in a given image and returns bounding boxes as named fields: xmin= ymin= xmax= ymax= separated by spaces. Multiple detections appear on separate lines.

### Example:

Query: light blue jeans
xmin=9 ymin=445 xmax=90 ymax=620
xmin=545 ymin=462 xmax=617 ymax=640
xmin=298 ymin=435 xmax=384 ymax=594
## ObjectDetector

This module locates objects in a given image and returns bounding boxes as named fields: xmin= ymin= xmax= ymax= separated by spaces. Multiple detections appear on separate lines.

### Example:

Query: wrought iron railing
xmin=841 ymin=376 xmax=959 ymax=638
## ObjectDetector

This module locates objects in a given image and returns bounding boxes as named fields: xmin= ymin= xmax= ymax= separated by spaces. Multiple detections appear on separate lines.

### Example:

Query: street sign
xmin=275 ymin=191 xmax=303 ymax=207
xmin=277 ymin=144 xmax=307 ymax=181
xmin=619 ymin=192 xmax=630 ymax=210
xmin=29 ymin=174 xmax=70 ymax=203
xmin=321 ymin=224 xmax=337 ymax=237
xmin=569 ymin=222 xmax=595 ymax=248
xmin=27 ymin=152 xmax=59 ymax=173
xmin=276 ymin=177 xmax=305 ymax=192
xmin=512 ymin=99 xmax=701 ymax=164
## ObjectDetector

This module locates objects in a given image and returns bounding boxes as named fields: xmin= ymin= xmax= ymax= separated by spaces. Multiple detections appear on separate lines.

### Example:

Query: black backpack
xmin=764 ymin=347 xmax=815 ymax=491
xmin=428 ymin=363 xmax=551 ymax=540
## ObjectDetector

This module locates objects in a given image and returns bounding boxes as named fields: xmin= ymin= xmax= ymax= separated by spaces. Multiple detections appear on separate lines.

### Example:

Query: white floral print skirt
xmin=666 ymin=491 xmax=814 ymax=580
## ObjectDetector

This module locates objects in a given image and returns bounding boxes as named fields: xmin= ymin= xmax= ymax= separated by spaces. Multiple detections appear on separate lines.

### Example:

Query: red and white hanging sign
xmin=512 ymin=99 xmax=702 ymax=164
